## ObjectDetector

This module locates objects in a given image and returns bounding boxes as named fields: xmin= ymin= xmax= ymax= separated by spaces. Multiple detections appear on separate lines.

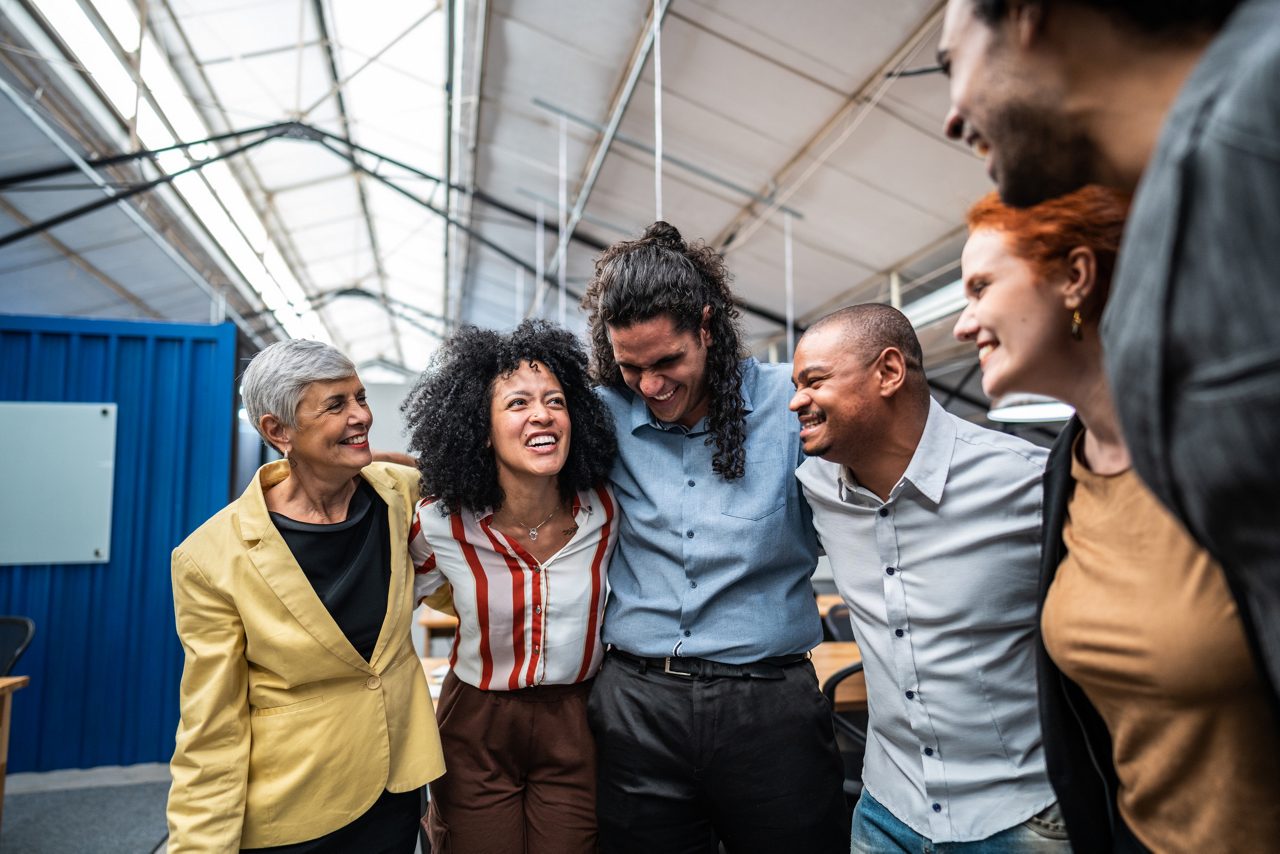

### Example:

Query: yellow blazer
xmin=166 ymin=461 xmax=444 ymax=852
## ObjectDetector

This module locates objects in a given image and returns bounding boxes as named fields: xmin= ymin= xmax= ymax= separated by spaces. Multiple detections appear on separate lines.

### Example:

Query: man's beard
xmin=988 ymin=99 xmax=1099 ymax=208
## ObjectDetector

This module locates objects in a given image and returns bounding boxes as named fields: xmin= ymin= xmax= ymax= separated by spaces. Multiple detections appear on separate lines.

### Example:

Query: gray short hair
xmin=242 ymin=339 xmax=357 ymax=448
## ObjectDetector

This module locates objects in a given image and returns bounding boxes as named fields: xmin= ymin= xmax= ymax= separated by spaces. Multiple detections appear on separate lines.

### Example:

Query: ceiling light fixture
xmin=987 ymin=394 xmax=1075 ymax=424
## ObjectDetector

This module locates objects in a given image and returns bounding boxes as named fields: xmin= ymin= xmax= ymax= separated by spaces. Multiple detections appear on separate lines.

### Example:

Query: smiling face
xmin=284 ymin=374 xmax=373 ymax=476
xmin=488 ymin=360 xmax=571 ymax=486
xmin=608 ymin=313 xmax=712 ymax=428
xmin=789 ymin=326 xmax=884 ymax=465
xmin=953 ymin=227 xmax=1076 ymax=398
xmin=939 ymin=0 xmax=1095 ymax=207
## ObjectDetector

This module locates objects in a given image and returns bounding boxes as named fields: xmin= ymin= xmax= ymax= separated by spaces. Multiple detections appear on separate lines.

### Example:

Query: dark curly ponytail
xmin=582 ymin=221 xmax=747 ymax=480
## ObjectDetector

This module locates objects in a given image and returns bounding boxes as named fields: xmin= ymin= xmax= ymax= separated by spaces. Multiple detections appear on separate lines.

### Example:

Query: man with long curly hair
xmin=579 ymin=221 xmax=847 ymax=853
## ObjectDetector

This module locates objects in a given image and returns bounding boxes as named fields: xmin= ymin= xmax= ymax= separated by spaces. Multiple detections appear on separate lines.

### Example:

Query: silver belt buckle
xmin=663 ymin=657 xmax=693 ymax=677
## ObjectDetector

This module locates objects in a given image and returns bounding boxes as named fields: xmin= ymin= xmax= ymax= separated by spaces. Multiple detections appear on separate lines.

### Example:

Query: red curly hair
xmin=966 ymin=186 xmax=1130 ymax=320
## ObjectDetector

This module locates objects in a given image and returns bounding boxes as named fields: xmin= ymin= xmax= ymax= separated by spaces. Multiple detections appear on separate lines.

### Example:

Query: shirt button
xmin=894 ymin=629 xmax=904 ymax=637
xmin=886 ymin=567 xmax=896 ymax=576
xmin=687 ymin=479 xmax=696 ymax=487
xmin=533 ymin=565 xmax=541 ymax=573
xmin=690 ymin=580 xmax=697 ymax=588
xmin=924 ymin=747 xmax=934 ymax=756
xmin=534 ymin=644 xmax=540 ymax=652
xmin=878 ymin=507 xmax=888 ymax=517
xmin=905 ymin=690 xmax=915 ymax=699
xmin=535 ymin=605 xmax=542 ymax=614
xmin=683 ymin=630 xmax=691 ymax=637
xmin=686 ymin=530 xmax=695 ymax=538
xmin=366 ymin=676 xmax=381 ymax=690
xmin=932 ymin=803 xmax=942 ymax=813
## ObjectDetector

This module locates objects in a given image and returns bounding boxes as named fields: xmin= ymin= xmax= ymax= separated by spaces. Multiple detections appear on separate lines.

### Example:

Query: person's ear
xmin=1011 ymin=0 xmax=1047 ymax=48
xmin=877 ymin=347 xmax=909 ymax=399
xmin=260 ymin=413 xmax=290 ymax=455
xmin=1062 ymin=246 xmax=1098 ymax=314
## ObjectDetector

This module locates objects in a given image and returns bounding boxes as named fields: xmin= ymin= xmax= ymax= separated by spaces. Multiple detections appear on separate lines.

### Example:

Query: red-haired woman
xmin=953 ymin=187 xmax=1280 ymax=854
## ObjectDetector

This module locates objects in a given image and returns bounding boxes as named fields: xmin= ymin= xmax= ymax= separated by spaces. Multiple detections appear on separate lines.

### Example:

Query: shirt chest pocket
xmin=719 ymin=446 xmax=789 ymax=521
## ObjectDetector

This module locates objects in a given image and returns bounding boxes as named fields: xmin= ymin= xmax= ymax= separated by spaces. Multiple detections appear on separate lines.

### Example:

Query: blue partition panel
xmin=0 ymin=314 xmax=237 ymax=772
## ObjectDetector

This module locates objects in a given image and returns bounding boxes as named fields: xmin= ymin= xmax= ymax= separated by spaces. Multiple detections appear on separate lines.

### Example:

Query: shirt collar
xmin=838 ymin=398 xmax=954 ymax=507
xmin=626 ymin=357 xmax=758 ymax=434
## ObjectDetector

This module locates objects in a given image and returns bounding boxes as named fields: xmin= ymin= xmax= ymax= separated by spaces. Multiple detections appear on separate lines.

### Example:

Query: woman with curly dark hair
xmin=401 ymin=319 xmax=618 ymax=854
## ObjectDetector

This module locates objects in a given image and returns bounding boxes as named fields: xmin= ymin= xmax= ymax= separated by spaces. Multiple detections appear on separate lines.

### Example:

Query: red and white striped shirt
xmin=409 ymin=485 xmax=617 ymax=691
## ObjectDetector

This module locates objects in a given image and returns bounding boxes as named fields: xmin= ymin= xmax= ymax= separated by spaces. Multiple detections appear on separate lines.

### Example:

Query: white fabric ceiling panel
xmin=244 ymin=141 xmax=354 ymax=195
xmin=585 ymin=147 xmax=749 ymax=238
xmin=611 ymin=83 xmax=798 ymax=201
xmin=778 ymin=163 xmax=952 ymax=269
xmin=675 ymin=0 xmax=939 ymax=93
xmin=643 ymin=18 xmax=847 ymax=156
xmin=820 ymin=106 xmax=988 ymax=224
xmin=270 ymin=178 xmax=362 ymax=229
xmin=195 ymin=50 xmax=332 ymax=127
xmin=726 ymin=222 xmax=878 ymax=314
xmin=167 ymin=0 xmax=317 ymax=59
xmin=493 ymin=1 xmax=652 ymax=76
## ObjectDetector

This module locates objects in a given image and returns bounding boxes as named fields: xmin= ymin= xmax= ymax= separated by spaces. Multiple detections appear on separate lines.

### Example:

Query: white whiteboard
xmin=0 ymin=402 xmax=116 ymax=565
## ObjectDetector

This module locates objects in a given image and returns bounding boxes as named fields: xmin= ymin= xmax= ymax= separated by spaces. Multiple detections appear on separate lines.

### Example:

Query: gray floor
xmin=2 ymin=764 xmax=428 ymax=854
xmin=2 ymin=765 xmax=170 ymax=854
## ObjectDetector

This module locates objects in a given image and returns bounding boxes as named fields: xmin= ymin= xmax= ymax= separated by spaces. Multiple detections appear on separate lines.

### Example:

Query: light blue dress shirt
xmin=796 ymin=399 xmax=1056 ymax=843
xmin=599 ymin=358 xmax=823 ymax=663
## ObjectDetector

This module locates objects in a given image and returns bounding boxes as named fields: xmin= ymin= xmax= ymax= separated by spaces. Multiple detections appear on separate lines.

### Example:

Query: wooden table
xmin=811 ymin=641 xmax=865 ymax=711
xmin=417 ymin=606 xmax=459 ymax=657
xmin=0 ymin=676 xmax=30 ymax=833
xmin=422 ymin=644 xmax=865 ymax=712
xmin=815 ymin=593 xmax=843 ymax=617
xmin=421 ymin=657 xmax=449 ymax=700
xmin=417 ymin=606 xmax=459 ymax=632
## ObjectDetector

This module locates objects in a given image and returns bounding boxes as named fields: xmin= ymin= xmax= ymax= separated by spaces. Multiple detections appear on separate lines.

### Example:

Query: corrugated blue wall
xmin=0 ymin=314 xmax=236 ymax=772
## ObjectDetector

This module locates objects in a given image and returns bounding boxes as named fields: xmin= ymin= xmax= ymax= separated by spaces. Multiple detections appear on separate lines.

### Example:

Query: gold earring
xmin=1070 ymin=309 xmax=1083 ymax=341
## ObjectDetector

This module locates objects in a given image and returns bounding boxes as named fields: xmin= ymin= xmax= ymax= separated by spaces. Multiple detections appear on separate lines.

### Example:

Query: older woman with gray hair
xmin=166 ymin=339 xmax=444 ymax=854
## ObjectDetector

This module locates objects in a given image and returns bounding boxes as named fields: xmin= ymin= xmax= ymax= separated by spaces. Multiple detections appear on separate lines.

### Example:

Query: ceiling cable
xmin=652 ymin=0 xmax=663 ymax=222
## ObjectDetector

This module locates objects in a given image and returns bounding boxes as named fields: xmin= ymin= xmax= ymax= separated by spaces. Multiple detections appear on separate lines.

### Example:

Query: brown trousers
xmin=427 ymin=670 xmax=597 ymax=853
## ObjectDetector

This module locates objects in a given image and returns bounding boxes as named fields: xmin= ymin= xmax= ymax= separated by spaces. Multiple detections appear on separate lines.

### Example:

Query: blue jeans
xmin=851 ymin=792 xmax=1071 ymax=854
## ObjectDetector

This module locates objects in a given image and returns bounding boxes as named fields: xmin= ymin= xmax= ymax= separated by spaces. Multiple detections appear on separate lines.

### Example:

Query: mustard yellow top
xmin=1042 ymin=435 xmax=1280 ymax=852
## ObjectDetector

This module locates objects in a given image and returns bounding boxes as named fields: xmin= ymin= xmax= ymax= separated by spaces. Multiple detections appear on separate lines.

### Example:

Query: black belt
xmin=607 ymin=647 xmax=810 ymax=680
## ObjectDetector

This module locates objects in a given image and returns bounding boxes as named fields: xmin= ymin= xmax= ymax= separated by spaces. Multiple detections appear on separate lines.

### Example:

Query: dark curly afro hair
xmin=401 ymin=319 xmax=617 ymax=516
xmin=582 ymin=220 xmax=747 ymax=480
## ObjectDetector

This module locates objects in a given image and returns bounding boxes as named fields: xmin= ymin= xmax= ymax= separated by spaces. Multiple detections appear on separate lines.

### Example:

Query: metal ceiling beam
xmin=0 ymin=124 xmax=287 ymax=249
xmin=0 ymin=120 xmax=293 ymax=189
xmin=540 ymin=0 xmax=672 ymax=291
xmin=311 ymin=0 xmax=403 ymax=364
xmin=710 ymin=3 xmax=946 ymax=253
xmin=153 ymin=0 xmax=341 ymax=346
xmin=449 ymin=0 xmax=490 ymax=324
xmin=442 ymin=0 xmax=456 ymax=329
xmin=532 ymin=98 xmax=804 ymax=219
xmin=0 ymin=195 xmax=162 ymax=318
xmin=0 ymin=72 xmax=269 ymax=344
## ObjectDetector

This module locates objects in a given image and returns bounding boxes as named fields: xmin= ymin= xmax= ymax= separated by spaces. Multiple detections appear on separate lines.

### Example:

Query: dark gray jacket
xmin=1103 ymin=0 xmax=1280 ymax=696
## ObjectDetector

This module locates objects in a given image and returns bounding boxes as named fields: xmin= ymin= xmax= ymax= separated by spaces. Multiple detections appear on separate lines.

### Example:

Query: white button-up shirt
xmin=797 ymin=399 xmax=1055 ymax=842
